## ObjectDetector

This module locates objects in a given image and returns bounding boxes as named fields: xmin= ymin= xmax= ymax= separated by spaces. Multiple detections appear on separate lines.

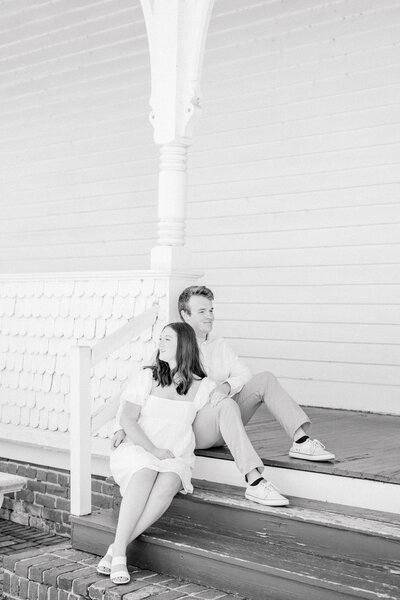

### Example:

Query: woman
xmin=96 ymin=322 xmax=215 ymax=584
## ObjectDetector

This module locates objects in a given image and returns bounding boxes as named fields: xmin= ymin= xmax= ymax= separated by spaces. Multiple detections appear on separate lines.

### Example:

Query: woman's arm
xmin=120 ymin=403 xmax=173 ymax=459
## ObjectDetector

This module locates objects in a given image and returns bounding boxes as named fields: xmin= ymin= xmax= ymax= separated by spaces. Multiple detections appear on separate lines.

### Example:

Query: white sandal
xmin=96 ymin=544 xmax=113 ymax=575
xmin=110 ymin=556 xmax=130 ymax=585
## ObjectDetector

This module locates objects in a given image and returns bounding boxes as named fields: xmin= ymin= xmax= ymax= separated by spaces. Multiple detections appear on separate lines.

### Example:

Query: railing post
xmin=70 ymin=345 xmax=92 ymax=516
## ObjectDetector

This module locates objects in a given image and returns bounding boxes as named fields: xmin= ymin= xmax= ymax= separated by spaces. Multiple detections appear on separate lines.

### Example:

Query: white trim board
xmin=193 ymin=456 xmax=400 ymax=515
xmin=0 ymin=424 xmax=111 ymax=478
xmin=0 ymin=270 xmax=202 ymax=281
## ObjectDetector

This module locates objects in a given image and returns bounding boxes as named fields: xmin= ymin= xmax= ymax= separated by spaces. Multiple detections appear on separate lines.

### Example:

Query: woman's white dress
xmin=110 ymin=368 xmax=215 ymax=496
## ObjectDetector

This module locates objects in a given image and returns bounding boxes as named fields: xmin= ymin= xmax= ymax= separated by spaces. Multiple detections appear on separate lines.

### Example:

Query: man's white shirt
xmin=198 ymin=335 xmax=252 ymax=396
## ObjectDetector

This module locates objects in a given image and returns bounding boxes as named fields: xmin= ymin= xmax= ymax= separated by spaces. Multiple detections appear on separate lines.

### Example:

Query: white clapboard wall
xmin=0 ymin=0 xmax=158 ymax=271
xmin=190 ymin=0 xmax=400 ymax=414
xmin=0 ymin=0 xmax=399 ymax=414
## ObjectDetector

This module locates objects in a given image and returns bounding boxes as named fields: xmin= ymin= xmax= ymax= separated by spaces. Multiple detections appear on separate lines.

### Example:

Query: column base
xmin=150 ymin=245 xmax=193 ymax=271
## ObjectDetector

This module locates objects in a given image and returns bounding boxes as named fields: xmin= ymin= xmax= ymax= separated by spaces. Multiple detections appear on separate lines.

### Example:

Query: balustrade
xmin=70 ymin=305 xmax=159 ymax=516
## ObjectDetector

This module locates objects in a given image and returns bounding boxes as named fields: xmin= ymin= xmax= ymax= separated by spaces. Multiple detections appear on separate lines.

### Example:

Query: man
xmin=179 ymin=286 xmax=335 ymax=468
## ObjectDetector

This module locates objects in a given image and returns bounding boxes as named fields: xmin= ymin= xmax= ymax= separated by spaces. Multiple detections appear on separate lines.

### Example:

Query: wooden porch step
xmin=194 ymin=406 xmax=400 ymax=513
xmin=71 ymin=480 xmax=400 ymax=600
xmin=171 ymin=480 xmax=400 ymax=565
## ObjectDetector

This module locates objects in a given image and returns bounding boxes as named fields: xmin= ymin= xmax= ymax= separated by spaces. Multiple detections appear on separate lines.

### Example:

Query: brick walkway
xmin=0 ymin=520 xmax=244 ymax=600
xmin=0 ymin=520 xmax=66 ymax=598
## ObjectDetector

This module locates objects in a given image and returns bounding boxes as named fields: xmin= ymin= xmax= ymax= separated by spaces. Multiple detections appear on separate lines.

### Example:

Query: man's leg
xmin=235 ymin=372 xmax=335 ymax=461
xmin=235 ymin=371 xmax=311 ymax=440
xmin=193 ymin=397 xmax=289 ymax=506
xmin=193 ymin=397 xmax=264 ymax=476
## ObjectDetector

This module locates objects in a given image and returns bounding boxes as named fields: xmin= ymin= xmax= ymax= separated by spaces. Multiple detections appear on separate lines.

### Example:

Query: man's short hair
xmin=178 ymin=286 xmax=214 ymax=317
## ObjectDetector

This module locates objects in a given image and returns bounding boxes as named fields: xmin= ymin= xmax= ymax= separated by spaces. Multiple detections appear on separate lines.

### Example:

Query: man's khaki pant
xmin=193 ymin=371 xmax=310 ymax=477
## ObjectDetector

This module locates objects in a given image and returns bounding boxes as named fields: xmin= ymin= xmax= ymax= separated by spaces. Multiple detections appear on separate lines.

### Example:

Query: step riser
xmin=71 ymin=523 xmax=383 ymax=600
xmin=194 ymin=458 xmax=400 ymax=514
xmin=168 ymin=496 xmax=400 ymax=566
xmin=72 ymin=517 xmax=111 ymax=558
xmin=128 ymin=539 xmax=390 ymax=600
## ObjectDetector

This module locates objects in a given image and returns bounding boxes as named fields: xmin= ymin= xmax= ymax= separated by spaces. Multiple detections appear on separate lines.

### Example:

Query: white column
xmin=157 ymin=144 xmax=188 ymax=246
xmin=70 ymin=345 xmax=92 ymax=516
xmin=141 ymin=0 xmax=214 ymax=271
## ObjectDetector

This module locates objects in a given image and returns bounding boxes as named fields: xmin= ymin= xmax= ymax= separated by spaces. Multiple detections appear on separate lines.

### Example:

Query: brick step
xmin=0 ymin=520 xmax=65 ymax=559
xmin=3 ymin=545 xmax=235 ymax=600
xmin=71 ymin=480 xmax=400 ymax=600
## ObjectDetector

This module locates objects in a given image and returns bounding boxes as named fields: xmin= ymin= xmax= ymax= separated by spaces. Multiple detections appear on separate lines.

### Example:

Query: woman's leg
xmin=112 ymin=468 xmax=158 ymax=559
xmin=99 ymin=470 xmax=180 ymax=578
xmin=127 ymin=472 xmax=182 ymax=543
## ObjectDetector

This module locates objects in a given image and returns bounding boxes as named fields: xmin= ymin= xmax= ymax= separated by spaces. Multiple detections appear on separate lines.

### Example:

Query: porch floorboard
xmin=196 ymin=406 xmax=400 ymax=484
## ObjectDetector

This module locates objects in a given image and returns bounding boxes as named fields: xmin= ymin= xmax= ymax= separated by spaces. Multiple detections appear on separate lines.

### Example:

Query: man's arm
xmin=206 ymin=338 xmax=252 ymax=403
xmin=209 ymin=381 xmax=230 ymax=406
xmin=220 ymin=339 xmax=252 ymax=396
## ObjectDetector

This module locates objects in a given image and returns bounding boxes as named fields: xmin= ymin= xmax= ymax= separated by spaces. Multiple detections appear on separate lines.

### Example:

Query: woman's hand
xmin=153 ymin=447 xmax=175 ymax=460
xmin=111 ymin=429 xmax=126 ymax=448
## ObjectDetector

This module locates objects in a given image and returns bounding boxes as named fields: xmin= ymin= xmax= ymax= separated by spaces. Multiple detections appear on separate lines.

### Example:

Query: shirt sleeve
xmin=221 ymin=340 xmax=252 ymax=396
xmin=194 ymin=377 xmax=216 ymax=412
xmin=114 ymin=368 xmax=153 ymax=430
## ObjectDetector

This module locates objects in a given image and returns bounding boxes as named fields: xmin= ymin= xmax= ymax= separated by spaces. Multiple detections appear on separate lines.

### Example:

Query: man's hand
xmin=111 ymin=429 xmax=126 ymax=448
xmin=153 ymin=447 xmax=175 ymax=460
xmin=209 ymin=382 xmax=231 ymax=407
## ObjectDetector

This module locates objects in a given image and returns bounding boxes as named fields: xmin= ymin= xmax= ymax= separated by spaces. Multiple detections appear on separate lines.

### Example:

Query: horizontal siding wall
xmin=0 ymin=0 xmax=399 ymax=413
xmin=189 ymin=0 xmax=400 ymax=414
xmin=0 ymin=0 xmax=158 ymax=271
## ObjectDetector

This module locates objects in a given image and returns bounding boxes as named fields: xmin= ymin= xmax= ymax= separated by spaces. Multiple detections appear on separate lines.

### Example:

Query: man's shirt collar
xmin=199 ymin=333 xmax=216 ymax=346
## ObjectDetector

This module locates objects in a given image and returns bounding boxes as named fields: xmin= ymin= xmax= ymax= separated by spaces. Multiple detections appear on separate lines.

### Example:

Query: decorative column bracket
xmin=140 ymin=0 xmax=215 ymax=270
xmin=141 ymin=0 xmax=214 ymax=145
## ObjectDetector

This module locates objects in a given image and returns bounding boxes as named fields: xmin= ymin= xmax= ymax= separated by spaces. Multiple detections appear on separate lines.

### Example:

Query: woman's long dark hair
xmin=149 ymin=322 xmax=206 ymax=395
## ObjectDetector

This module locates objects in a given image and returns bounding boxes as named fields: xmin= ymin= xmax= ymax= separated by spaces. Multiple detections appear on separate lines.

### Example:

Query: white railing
xmin=70 ymin=304 xmax=159 ymax=516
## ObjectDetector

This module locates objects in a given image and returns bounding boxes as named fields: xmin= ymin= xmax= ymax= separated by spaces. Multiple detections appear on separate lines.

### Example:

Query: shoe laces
xmin=309 ymin=439 xmax=325 ymax=452
xmin=257 ymin=479 xmax=279 ymax=494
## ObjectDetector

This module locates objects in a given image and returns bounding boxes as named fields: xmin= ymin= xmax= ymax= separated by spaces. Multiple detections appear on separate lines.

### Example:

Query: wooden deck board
xmin=196 ymin=407 xmax=400 ymax=484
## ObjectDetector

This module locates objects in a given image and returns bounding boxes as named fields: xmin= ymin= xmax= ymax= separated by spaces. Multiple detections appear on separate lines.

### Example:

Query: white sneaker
xmin=289 ymin=438 xmax=335 ymax=461
xmin=245 ymin=479 xmax=289 ymax=506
